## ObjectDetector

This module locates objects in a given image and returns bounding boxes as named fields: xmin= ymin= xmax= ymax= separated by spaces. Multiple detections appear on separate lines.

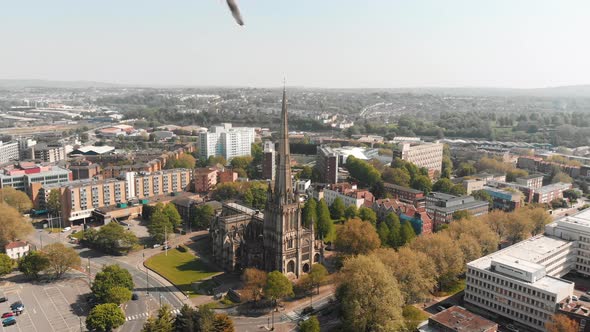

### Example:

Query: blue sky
xmin=1 ymin=0 xmax=589 ymax=88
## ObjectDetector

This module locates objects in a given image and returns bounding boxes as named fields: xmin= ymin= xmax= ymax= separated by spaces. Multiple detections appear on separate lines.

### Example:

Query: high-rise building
xmin=262 ymin=141 xmax=276 ymax=181
xmin=134 ymin=169 xmax=192 ymax=199
xmin=194 ymin=168 xmax=218 ymax=192
xmin=199 ymin=123 xmax=255 ymax=162
xmin=392 ymin=142 xmax=443 ymax=178
xmin=0 ymin=141 xmax=19 ymax=164
xmin=316 ymin=146 xmax=338 ymax=184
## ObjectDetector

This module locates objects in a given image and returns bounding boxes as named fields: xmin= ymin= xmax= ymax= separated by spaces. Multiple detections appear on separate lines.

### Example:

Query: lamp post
xmin=143 ymin=250 xmax=149 ymax=295
xmin=87 ymin=257 xmax=91 ymax=286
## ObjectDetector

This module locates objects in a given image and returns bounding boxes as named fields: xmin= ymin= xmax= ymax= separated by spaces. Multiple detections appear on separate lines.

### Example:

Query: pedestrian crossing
xmin=126 ymin=308 xmax=181 ymax=321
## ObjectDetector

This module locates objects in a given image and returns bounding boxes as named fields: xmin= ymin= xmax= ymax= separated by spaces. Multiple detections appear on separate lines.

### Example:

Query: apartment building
xmin=465 ymin=208 xmax=590 ymax=331
xmin=0 ymin=141 xmax=19 ymax=164
xmin=426 ymin=192 xmax=489 ymax=225
xmin=262 ymin=141 xmax=276 ymax=181
xmin=321 ymin=183 xmax=374 ymax=208
xmin=482 ymin=186 xmax=522 ymax=211
xmin=199 ymin=123 xmax=255 ymax=162
xmin=383 ymin=183 xmax=426 ymax=210
xmin=194 ymin=168 xmax=218 ymax=192
xmin=392 ymin=142 xmax=443 ymax=178
xmin=316 ymin=146 xmax=338 ymax=184
xmin=69 ymin=160 xmax=101 ymax=180
xmin=30 ymin=143 xmax=67 ymax=163
xmin=134 ymin=169 xmax=192 ymax=200
xmin=516 ymin=174 xmax=544 ymax=189
xmin=36 ymin=169 xmax=192 ymax=223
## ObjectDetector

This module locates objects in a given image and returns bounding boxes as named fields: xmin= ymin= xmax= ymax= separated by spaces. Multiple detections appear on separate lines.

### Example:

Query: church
xmin=210 ymin=89 xmax=322 ymax=278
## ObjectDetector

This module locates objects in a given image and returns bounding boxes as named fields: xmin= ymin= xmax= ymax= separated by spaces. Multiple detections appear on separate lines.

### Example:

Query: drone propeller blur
xmin=226 ymin=0 xmax=244 ymax=26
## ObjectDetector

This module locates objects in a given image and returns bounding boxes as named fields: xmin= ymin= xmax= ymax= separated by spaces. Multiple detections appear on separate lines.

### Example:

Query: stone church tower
xmin=263 ymin=88 xmax=317 ymax=278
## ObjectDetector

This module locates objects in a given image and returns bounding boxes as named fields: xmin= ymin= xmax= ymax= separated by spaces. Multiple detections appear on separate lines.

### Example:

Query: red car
xmin=1 ymin=312 xmax=14 ymax=318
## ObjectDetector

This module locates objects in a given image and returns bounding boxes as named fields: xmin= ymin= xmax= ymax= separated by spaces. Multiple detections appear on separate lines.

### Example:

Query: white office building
xmin=199 ymin=123 xmax=255 ymax=162
xmin=0 ymin=141 xmax=19 ymax=164
xmin=465 ymin=208 xmax=590 ymax=331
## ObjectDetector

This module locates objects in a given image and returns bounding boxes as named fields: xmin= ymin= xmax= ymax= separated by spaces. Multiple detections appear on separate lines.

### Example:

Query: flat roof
xmin=536 ymin=182 xmax=571 ymax=194
xmin=426 ymin=306 xmax=497 ymax=332
xmin=469 ymin=235 xmax=572 ymax=270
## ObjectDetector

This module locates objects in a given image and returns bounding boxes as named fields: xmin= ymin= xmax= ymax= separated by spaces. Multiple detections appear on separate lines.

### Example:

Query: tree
xmin=18 ymin=251 xmax=49 ymax=280
xmin=198 ymin=305 xmax=216 ymax=332
xmin=86 ymin=303 xmax=125 ymax=331
xmin=299 ymin=316 xmax=320 ymax=332
xmin=316 ymin=199 xmax=333 ymax=240
xmin=400 ymin=220 xmax=416 ymax=244
xmin=213 ymin=314 xmax=234 ymax=332
xmin=337 ymin=255 xmax=404 ymax=331
xmin=410 ymin=233 xmax=464 ymax=289
xmin=299 ymin=166 xmax=313 ymax=180
xmin=302 ymin=198 xmax=318 ymax=228
xmin=545 ymin=314 xmax=579 ymax=332
xmin=456 ymin=162 xmax=477 ymax=177
xmin=563 ymin=189 xmax=581 ymax=201
xmin=552 ymin=172 xmax=573 ymax=184
xmin=0 ymin=254 xmax=13 ymax=277
xmin=42 ymin=243 xmax=80 ymax=279
xmin=0 ymin=187 xmax=33 ymax=213
xmin=148 ymin=209 xmax=173 ymax=244
xmin=307 ymin=264 xmax=328 ymax=295
xmin=506 ymin=169 xmax=529 ymax=182
xmin=452 ymin=210 xmax=472 ymax=221
xmin=472 ymin=190 xmax=493 ymax=207
xmin=191 ymin=204 xmax=215 ymax=230
xmin=105 ymin=286 xmax=132 ymax=305
xmin=175 ymin=154 xmax=197 ymax=169
xmin=357 ymin=207 xmax=377 ymax=225
xmin=432 ymin=178 xmax=453 ymax=193
xmin=382 ymin=167 xmax=411 ymax=188
xmin=411 ymin=175 xmax=432 ymax=194
xmin=163 ymin=203 xmax=182 ymax=228
xmin=344 ymin=205 xmax=357 ymax=219
xmin=446 ymin=217 xmax=499 ymax=256
xmin=0 ymin=204 xmax=33 ymax=246
xmin=264 ymin=271 xmax=294 ymax=302
xmin=47 ymin=190 xmax=62 ymax=214
xmin=174 ymin=304 xmax=199 ymax=332
xmin=88 ymin=222 xmax=138 ymax=255
xmin=230 ymin=156 xmax=253 ymax=171
xmin=142 ymin=304 xmax=174 ymax=332
xmin=336 ymin=218 xmax=380 ymax=255
xmin=91 ymin=265 xmax=134 ymax=303
xmin=330 ymin=197 xmax=345 ymax=221
xmin=528 ymin=207 xmax=553 ymax=235
xmin=450 ymin=184 xmax=467 ymax=196
xmin=375 ymin=248 xmax=438 ymax=303
xmin=242 ymin=268 xmax=267 ymax=302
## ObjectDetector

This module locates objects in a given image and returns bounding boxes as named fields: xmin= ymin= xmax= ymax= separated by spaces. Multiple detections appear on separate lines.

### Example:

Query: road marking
xmin=31 ymin=286 xmax=55 ymax=332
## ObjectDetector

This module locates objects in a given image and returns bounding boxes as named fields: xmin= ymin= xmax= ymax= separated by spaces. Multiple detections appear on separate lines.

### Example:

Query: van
xmin=572 ymin=295 xmax=579 ymax=301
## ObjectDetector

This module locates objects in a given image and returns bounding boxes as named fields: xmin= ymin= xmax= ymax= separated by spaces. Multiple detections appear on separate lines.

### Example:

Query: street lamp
xmin=143 ymin=250 xmax=149 ymax=295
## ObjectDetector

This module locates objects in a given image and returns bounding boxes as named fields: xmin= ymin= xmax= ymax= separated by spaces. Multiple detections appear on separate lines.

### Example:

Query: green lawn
xmin=145 ymin=248 xmax=220 ymax=297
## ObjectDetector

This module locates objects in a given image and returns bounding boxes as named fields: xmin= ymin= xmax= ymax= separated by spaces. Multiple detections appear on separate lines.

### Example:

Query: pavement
xmin=0 ymin=276 xmax=90 ymax=332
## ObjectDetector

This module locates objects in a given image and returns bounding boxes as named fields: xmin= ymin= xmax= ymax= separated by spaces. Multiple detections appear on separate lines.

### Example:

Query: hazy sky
xmin=1 ymin=0 xmax=589 ymax=88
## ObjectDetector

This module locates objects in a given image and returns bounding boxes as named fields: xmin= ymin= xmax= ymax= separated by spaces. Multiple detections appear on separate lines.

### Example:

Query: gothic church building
xmin=210 ymin=89 xmax=321 ymax=278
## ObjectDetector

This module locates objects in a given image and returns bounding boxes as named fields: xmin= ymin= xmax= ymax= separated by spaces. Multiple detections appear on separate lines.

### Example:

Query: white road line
xmin=44 ymin=287 xmax=70 ymax=330
xmin=30 ymin=288 xmax=53 ymax=332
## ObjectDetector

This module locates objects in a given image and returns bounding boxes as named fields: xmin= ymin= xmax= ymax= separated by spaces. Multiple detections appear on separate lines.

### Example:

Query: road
xmin=27 ymin=229 xmax=184 ymax=332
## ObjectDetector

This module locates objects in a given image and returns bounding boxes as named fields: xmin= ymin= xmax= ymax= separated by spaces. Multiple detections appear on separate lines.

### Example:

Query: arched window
xmin=302 ymin=263 xmax=310 ymax=273
xmin=287 ymin=260 xmax=295 ymax=273
xmin=314 ymin=253 xmax=320 ymax=263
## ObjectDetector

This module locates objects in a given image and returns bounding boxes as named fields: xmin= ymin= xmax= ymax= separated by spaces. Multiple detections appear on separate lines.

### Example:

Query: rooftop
xmin=421 ymin=306 xmax=497 ymax=332
xmin=469 ymin=235 xmax=573 ymax=270
xmin=5 ymin=241 xmax=28 ymax=250
xmin=535 ymin=182 xmax=571 ymax=194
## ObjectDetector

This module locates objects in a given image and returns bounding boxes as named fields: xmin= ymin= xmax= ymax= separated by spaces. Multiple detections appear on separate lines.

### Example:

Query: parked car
xmin=2 ymin=317 xmax=16 ymax=327
xmin=131 ymin=293 xmax=139 ymax=301
xmin=436 ymin=306 xmax=446 ymax=312
xmin=572 ymin=295 xmax=579 ymax=301
xmin=0 ymin=297 xmax=7 ymax=303
xmin=1 ymin=312 xmax=14 ymax=319
xmin=9 ymin=301 xmax=22 ymax=310
xmin=152 ymin=244 xmax=161 ymax=248
xmin=162 ymin=245 xmax=171 ymax=250
xmin=62 ymin=227 xmax=72 ymax=233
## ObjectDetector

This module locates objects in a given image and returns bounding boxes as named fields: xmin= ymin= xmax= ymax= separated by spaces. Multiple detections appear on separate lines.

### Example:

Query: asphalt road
xmin=27 ymin=229 xmax=185 ymax=332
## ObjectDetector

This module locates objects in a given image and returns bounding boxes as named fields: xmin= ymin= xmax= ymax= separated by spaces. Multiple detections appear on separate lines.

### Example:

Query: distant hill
xmin=0 ymin=79 xmax=121 ymax=89
xmin=1 ymin=79 xmax=590 ymax=97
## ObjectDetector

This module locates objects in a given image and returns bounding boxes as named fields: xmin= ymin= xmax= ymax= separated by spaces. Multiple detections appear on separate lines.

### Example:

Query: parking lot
xmin=0 ymin=278 xmax=90 ymax=332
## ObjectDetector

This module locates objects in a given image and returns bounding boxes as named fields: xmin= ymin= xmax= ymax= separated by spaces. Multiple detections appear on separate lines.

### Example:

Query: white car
xmin=62 ymin=227 xmax=72 ymax=233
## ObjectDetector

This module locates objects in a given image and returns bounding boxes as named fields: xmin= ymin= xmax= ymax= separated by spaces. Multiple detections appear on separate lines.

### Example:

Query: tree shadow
xmin=69 ymin=292 xmax=93 ymax=318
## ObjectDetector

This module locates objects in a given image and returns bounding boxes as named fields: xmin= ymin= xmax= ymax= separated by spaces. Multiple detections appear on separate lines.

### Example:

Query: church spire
xmin=274 ymin=86 xmax=294 ymax=204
